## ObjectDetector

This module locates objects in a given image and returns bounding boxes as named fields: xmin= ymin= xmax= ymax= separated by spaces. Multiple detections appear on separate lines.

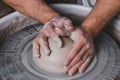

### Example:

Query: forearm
xmin=3 ymin=0 xmax=59 ymax=23
xmin=81 ymin=0 xmax=120 ymax=37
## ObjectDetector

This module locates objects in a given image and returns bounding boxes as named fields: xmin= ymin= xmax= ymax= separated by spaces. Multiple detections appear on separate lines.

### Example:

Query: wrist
xmin=49 ymin=15 xmax=62 ymax=22
xmin=39 ymin=13 xmax=60 ymax=24
xmin=80 ymin=25 xmax=97 ymax=39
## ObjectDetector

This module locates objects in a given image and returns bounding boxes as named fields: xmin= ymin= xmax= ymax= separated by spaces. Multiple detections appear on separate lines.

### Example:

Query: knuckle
xmin=80 ymin=36 xmax=85 ymax=42
xmin=79 ymin=60 xmax=84 ymax=64
xmin=76 ymin=55 xmax=80 ymax=60
xmin=75 ymin=65 xmax=79 ymax=69
xmin=89 ymin=49 xmax=95 ymax=56
xmin=78 ymin=53 xmax=82 ymax=58
xmin=86 ymin=44 xmax=90 ymax=49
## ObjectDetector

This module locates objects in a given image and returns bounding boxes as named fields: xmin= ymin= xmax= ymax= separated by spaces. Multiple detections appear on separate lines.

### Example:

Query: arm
xmin=3 ymin=0 xmax=120 ymax=32
xmin=81 ymin=0 xmax=120 ymax=38
xmin=2 ymin=0 xmax=59 ymax=23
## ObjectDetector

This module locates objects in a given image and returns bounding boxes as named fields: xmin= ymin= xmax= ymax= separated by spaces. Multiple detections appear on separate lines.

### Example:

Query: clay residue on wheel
xmin=0 ymin=17 xmax=37 ymax=46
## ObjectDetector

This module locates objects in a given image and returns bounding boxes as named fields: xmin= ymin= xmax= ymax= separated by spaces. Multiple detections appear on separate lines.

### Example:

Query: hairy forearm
xmin=81 ymin=0 xmax=120 ymax=37
xmin=3 ymin=0 xmax=59 ymax=23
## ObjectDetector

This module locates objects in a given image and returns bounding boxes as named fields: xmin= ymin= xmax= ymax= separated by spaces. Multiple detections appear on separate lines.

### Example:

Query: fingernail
xmin=68 ymin=72 xmax=73 ymax=76
xmin=79 ymin=69 xmax=83 ymax=74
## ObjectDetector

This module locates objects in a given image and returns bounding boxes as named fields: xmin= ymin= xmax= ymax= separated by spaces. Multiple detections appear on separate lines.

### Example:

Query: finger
xmin=42 ymin=30 xmax=50 ymax=37
xmin=79 ymin=56 xmax=92 ymax=73
xmin=45 ymin=23 xmax=58 ymax=37
xmin=82 ymin=50 xmax=90 ymax=62
xmin=65 ymin=47 xmax=89 ymax=72
xmin=64 ymin=25 xmax=74 ymax=31
xmin=39 ymin=34 xmax=50 ymax=56
xmin=64 ymin=41 xmax=84 ymax=66
xmin=53 ymin=18 xmax=64 ymax=28
xmin=55 ymin=27 xmax=71 ymax=36
xmin=32 ymin=37 xmax=40 ymax=57
xmin=54 ymin=27 xmax=66 ymax=36
xmin=64 ymin=61 xmax=83 ymax=75
xmin=78 ymin=48 xmax=95 ymax=73
xmin=65 ymin=49 xmax=89 ymax=73
xmin=67 ymin=62 xmax=80 ymax=76
xmin=68 ymin=56 xmax=90 ymax=76
xmin=75 ymin=44 xmax=90 ymax=62
xmin=89 ymin=47 xmax=96 ymax=56
xmin=53 ymin=17 xmax=73 ymax=31
xmin=64 ymin=19 xmax=73 ymax=31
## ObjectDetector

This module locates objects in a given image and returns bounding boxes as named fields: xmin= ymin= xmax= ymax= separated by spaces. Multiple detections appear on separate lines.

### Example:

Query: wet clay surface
xmin=34 ymin=36 xmax=74 ymax=73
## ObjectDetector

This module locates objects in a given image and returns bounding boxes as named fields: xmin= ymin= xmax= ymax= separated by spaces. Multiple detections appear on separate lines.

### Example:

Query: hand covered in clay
xmin=32 ymin=15 xmax=74 ymax=57
xmin=64 ymin=27 xmax=95 ymax=76
xmin=50 ymin=15 xmax=74 ymax=36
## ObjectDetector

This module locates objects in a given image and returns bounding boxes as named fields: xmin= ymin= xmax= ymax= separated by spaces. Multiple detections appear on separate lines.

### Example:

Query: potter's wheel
xmin=0 ymin=23 xmax=120 ymax=80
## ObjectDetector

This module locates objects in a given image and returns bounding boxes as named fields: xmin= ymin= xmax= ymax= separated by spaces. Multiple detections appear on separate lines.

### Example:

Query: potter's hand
xmin=32 ymin=22 xmax=58 ymax=57
xmin=50 ymin=15 xmax=74 ymax=36
xmin=32 ymin=15 xmax=74 ymax=57
xmin=64 ymin=27 xmax=95 ymax=76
